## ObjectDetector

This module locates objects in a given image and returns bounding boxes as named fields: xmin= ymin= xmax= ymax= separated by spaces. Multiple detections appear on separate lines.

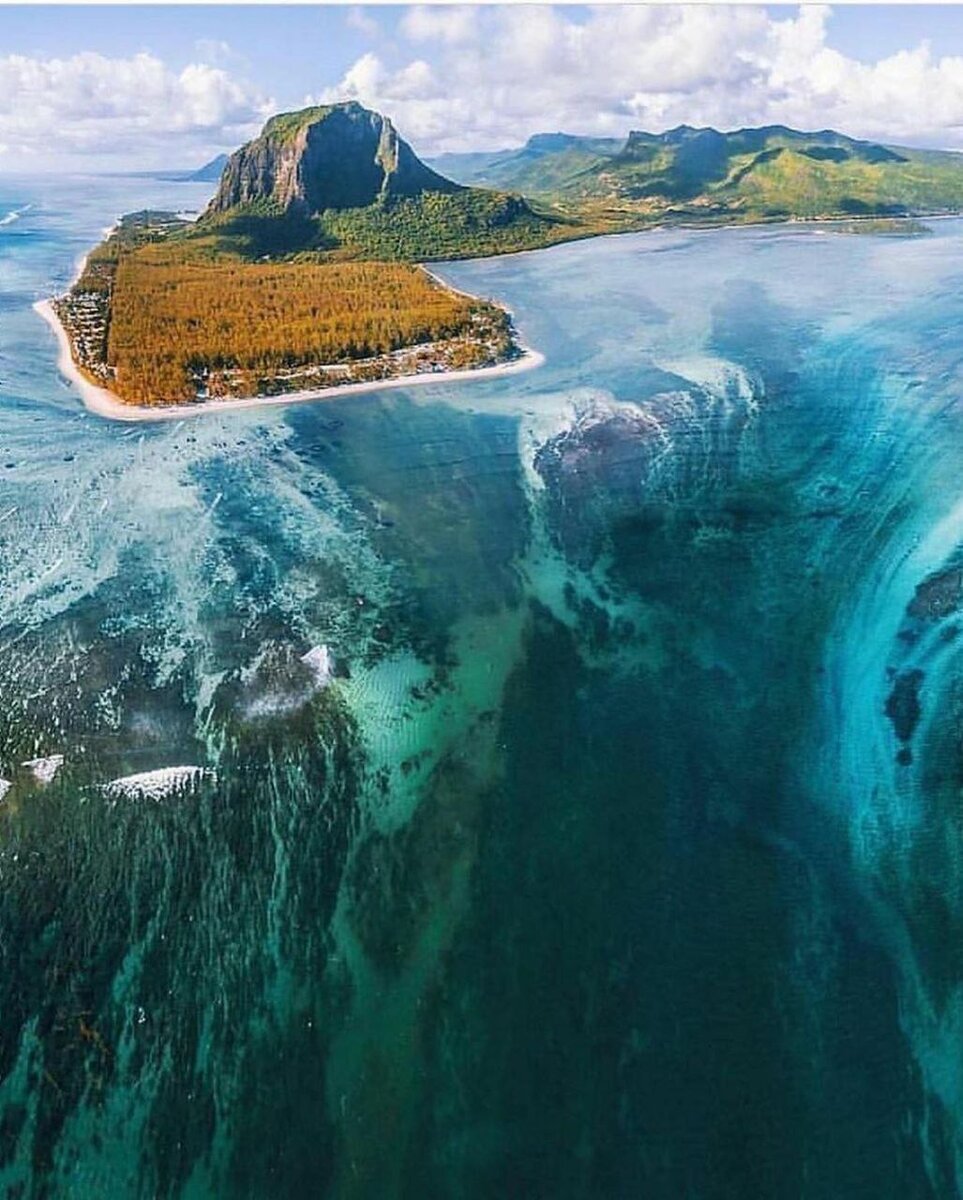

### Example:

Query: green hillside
xmin=188 ymin=188 xmax=574 ymax=263
xmin=565 ymin=125 xmax=963 ymax=220
xmin=431 ymin=123 xmax=963 ymax=225
xmin=198 ymin=102 xmax=570 ymax=259
xmin=428 ymin=133 xmax=623 ymax=197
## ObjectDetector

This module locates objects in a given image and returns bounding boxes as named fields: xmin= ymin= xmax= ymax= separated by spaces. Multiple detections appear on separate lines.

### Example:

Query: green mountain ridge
xmin=577 ymin=124 xmax=963 ymax=215
xmin=431 ymin=122 xmax=963 ymax=223
xmin=201 ymin=101 xmax=565 ymax=260
xmin=427 ymin=133 xmax=623 ymax=197
xmin=189 ymin=109 xmax=963 ymax=261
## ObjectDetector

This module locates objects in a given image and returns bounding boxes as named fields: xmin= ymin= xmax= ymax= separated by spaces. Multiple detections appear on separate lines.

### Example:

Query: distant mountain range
xmin=430 ymin=123 xmax=963 ymax=220
xmin=197 ymin=107 xmax=963 ymax=263
xmin=186 ymin=154 xmax=229 ymax=183
xmin=125 ymin=113 xmax=963 ymax=236
xmin=427 ymin=133 xmax=624 ymax=196
xmin=133 ymin=111 xmax=963 ymax=248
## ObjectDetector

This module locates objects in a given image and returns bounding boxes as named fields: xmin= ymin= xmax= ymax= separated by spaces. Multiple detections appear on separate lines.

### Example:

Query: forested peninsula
xmin=45 ymin=102 xmax=963 ymax=412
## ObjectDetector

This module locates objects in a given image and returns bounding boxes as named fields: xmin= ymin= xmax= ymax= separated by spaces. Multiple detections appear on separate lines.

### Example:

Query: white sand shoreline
xmin=39 ymin=205 xmax=945 ymax=425
xmin=33 ymin=298 xmax=545 ymax=424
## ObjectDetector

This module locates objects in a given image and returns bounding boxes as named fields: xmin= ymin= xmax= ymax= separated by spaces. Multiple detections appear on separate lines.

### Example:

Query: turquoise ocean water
xmin=2 ymin=176 xmax=963 ymax=1197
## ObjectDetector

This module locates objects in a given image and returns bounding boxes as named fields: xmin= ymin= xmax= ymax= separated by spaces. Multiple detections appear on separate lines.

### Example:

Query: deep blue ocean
xmin=3 ymin=176 xmax=963 ymax=1198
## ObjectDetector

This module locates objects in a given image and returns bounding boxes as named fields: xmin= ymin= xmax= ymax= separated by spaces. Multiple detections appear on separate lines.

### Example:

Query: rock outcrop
xmin=208 ymin=101 xmax=460 ymax=216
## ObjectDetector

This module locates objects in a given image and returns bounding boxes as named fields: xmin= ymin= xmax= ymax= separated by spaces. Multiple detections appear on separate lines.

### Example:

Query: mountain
xmin=208 ymin=102 xmax=460 ymax=216
xmin=187 ymin=153 xmax=229 ymax=183
xmin=199 ymin=101 xmax=567 ymax=260
xmin=561 ymin=124 xmax=963 ymax=218
xmin=591 ymin=124 xmax=910 ymax=202
xmin=52 ymin=107 xmax=963 ymax=411
xmin=113 ymin=154 xmax=230 ymax=184
xmin=429 ymin=133 xmax=623 ymax=196
xmin=54 ymin=102 xmax=570 ymax=408
xmin=429 ymin=122 xmax=963 ymax=223
xmin=199 ymin=110 xmax=963 ymax=254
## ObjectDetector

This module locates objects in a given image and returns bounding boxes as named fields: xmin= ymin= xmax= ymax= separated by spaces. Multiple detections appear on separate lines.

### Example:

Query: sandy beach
xmin=33 ymin=298 xmax=544 ymax=424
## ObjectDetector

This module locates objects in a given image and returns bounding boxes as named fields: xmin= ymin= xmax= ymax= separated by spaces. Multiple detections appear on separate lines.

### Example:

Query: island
xmin=40 ymin=102 xmax=963 ymax=416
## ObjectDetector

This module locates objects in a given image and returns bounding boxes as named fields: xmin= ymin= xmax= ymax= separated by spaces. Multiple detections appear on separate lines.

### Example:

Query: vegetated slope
xmin=200 ymin=101 xmax=571 ymax=259
xmin=428 ymin=133 xmax=623 ymax=196
xmin=318 ymin=190 xmax=563 ymax=260
xmin=569 ymin=125 xmax=963 ymax=219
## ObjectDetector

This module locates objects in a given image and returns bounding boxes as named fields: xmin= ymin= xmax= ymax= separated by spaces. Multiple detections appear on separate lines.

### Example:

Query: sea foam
xmin=0 ymin=204 xmax=31 ymax=228
xmin=21 ymin=755 xmax=64 ymax=785
xmin=301 ymin=644 xmax=335 ymax=687
xmin=103 ymin=766 xmax=213 ymax=799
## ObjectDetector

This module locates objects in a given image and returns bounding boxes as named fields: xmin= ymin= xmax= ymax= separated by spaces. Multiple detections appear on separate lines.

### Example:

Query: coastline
xmin=36 ymin=208 xmax=961 ymax=425
xmin=33 ymin=297 xmax=545 ymax=424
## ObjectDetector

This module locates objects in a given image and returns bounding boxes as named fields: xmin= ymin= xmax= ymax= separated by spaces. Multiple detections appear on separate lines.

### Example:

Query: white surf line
xmin=60 ymin=492 xmax=82 ymax=525
xmin=21 ymin=755 xmax=64 ymax=785
xmin=0 ymin=506 xmax=17 ymax=524
xmin=0 ymin=203 xmax=31 ymax=228
xmin=103 ymin=765 xmax=214 ymax=799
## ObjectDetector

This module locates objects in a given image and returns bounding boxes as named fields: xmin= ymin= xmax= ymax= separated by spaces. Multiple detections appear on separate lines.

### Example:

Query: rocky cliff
xmin=208 ymin=101 xmax=461 ymax=215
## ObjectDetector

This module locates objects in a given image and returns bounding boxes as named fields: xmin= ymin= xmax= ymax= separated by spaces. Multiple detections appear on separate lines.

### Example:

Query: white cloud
xmin=400 ymin=6 xmax=477 ymax=45
xmin=9 ymin=6 xmax=963 ymax=172
xmin=0 ymin=50 xmax=272 ymax=169
xmin=193 ymin=39 xmax=237 ymax=67
xmin=346 ymin=7 xmax=380 ymax=39
xmin=316 ymin=5 xmax=963 ymax=155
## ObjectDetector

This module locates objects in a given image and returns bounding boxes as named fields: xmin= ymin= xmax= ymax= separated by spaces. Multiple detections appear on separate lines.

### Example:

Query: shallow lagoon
xmin=2 ymin=179 xmax=963 ymax=1197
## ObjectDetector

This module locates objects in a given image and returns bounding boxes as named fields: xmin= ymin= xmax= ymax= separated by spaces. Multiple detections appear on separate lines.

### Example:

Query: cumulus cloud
xmin=9 ymin=6 xmax=963 ymax=171
xmin=192 ymin=39 xmax=242 ymax=68
xmin=316 ymin=5 xmax=963 ymax=154
xmin=400 ymin=6 xmax=478 ymax=45
xmin=346 ymin=8 xmax=380 ymax=39
xmin=0 ymin=50 xmax=271 ymax=168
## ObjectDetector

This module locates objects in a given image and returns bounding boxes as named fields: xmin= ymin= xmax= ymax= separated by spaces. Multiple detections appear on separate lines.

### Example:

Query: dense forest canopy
xmin=104 ymin=257 xmax=507 ymax=405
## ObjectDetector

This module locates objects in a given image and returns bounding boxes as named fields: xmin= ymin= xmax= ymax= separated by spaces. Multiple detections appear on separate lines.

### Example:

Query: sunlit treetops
xmin=102 ymin=256 xmax=508 ymax=405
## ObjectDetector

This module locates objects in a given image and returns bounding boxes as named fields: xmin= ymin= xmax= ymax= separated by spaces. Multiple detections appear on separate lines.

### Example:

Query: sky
xmin=5 ymin=4 xmax=963 ymax=172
